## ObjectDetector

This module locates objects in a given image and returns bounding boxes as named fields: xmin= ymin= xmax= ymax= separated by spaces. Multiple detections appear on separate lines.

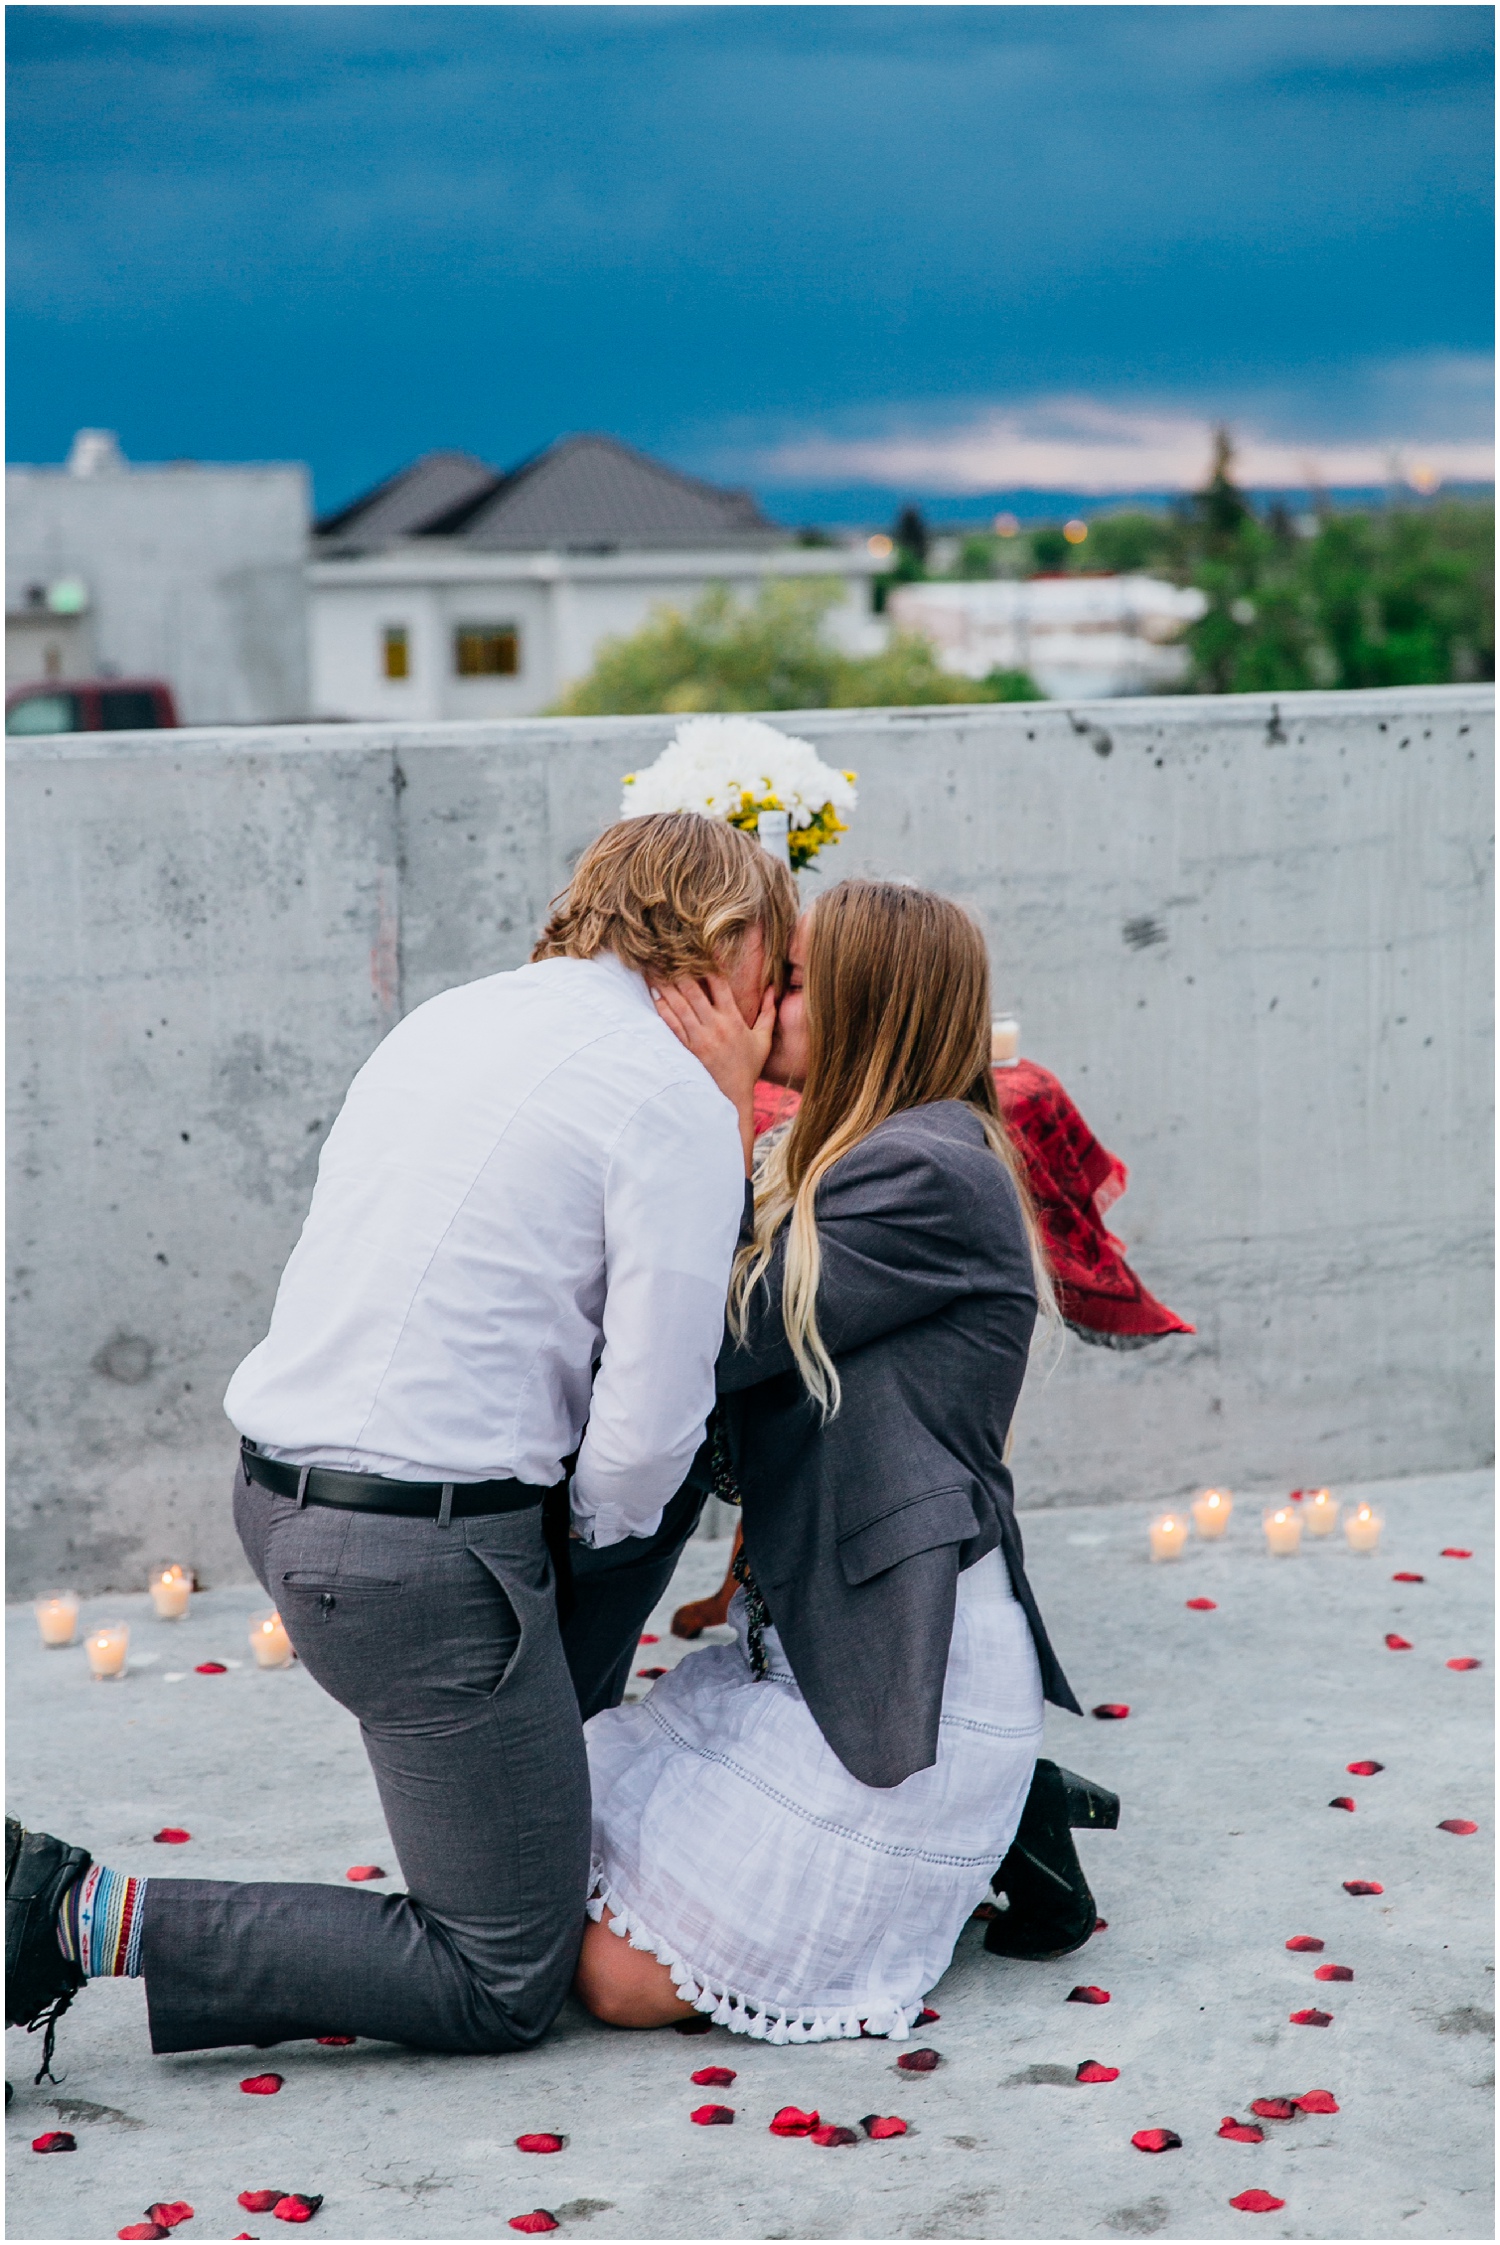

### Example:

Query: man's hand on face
xmin=651 ymin=971 xmax=775 ymax=1175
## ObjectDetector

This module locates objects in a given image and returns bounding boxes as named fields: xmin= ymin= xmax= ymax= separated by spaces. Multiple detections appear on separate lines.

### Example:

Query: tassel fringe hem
xmin=587 ymin=1870 xmax=923 ymax=2044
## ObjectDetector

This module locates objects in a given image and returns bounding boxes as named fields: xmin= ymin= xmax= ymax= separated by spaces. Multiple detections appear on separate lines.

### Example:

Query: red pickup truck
xmin=6 ymin=679 xmax=179 ymax=734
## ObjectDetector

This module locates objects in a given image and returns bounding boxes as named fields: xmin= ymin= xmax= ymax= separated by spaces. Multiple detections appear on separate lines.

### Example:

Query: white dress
xmin=584 ymin=1546 xmax=1044 ymax=2042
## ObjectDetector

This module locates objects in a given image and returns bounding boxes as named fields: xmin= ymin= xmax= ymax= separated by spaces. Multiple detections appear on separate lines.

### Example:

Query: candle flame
xmin=1273 ymin=1510 xmax=1289 ymax=1524
xmin=1356 ymin=1506 xmax=1371 ymax=1520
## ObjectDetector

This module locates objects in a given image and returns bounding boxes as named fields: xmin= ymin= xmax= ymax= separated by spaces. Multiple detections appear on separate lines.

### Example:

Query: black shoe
xmin=6 ymin=1817 xmax=91 ymax=2082
xmin=983 ymin=1761 xmax=1116 ymax=1962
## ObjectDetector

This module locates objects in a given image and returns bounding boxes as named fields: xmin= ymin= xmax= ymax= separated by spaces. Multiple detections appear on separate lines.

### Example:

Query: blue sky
xmin=6 ymin=5 xmax=1494 ymax=518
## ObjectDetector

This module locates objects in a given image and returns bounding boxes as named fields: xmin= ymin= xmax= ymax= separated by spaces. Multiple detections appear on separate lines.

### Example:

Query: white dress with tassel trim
xmin=584 ymin=1546 xmax=1044 ymax=2042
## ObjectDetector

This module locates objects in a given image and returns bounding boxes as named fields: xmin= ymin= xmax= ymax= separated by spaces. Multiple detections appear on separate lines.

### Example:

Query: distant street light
xmin=1063 ymin=519 xmax=1089 ymax=544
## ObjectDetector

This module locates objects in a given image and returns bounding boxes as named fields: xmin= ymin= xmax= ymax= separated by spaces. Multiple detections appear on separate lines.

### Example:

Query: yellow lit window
xmin=453 ymin=624 xmax=519 ymax=677
xmin=383 ymin=626 xmax=410 ymax=680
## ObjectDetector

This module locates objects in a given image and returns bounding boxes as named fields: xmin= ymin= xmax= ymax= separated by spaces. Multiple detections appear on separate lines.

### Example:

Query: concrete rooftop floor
xmin=6 ymin=1468 xmax=1493 ymax=2244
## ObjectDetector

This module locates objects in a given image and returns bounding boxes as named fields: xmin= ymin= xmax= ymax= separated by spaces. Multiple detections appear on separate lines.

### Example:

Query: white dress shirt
xmin=224 ymin=951 xmax=746 ymax=1548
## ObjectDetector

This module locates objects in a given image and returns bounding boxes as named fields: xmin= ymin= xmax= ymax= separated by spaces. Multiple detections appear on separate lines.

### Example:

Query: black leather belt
xmin=240 ymin=1440 xmax=558 ymax=1521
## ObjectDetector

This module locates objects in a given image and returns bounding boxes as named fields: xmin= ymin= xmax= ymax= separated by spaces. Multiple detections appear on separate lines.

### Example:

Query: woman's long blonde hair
xmin=729 ymin=878 xmax=1056 ymax=1417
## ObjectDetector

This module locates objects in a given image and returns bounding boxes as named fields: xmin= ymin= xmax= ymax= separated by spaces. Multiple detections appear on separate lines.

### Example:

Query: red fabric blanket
xmin=751 ymin=1063 xmax=1191 ymax=1346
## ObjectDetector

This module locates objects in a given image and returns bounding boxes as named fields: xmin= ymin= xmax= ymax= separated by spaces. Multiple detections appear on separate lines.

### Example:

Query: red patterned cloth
xmin=750 ymin=1063 xmax=1191 ymax=1347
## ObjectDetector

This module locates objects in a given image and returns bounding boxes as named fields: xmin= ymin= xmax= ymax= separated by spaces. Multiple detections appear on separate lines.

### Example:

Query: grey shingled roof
xmin=315 ymin=451 xmax=500 ymax=545
xmin=316 ymin=434 xmax=778 ymax=553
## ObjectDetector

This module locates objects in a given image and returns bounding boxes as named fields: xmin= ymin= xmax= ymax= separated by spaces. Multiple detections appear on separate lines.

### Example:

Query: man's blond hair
xmin=532 ymin=811 xmax=797 ymax=988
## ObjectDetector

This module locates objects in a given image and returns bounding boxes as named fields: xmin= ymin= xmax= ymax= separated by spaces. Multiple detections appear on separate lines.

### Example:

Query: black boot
xmin=6 ymin=1817 xmax=91 ymax=2082
xmin=983 ymin=1761 xmax=1117 ymax=1962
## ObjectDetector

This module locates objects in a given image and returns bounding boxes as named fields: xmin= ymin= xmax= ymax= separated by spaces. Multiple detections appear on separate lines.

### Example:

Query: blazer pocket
xmin=836 ymin=1485 xmax=980 ymax=1587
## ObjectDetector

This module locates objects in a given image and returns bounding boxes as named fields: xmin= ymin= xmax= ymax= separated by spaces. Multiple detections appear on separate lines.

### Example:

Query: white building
xmin=6 ymin=431 xmax=311 ymax=722
xmin=309 ymin=435 xmax=884 ymax=720
xmin=888 ymin=574 xmax=1208 ymax=700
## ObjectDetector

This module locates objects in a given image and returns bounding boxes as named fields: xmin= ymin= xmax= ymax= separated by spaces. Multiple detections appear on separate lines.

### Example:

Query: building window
xmin=382 ymin=626 xmax=410 ymax=680
xmin=453 ymin=624 xmax=519 ymax=677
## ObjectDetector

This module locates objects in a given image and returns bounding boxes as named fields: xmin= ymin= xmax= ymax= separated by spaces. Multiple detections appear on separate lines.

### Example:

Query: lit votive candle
xmin=86 ymin=1621 xmax=130 ymax=1680
xmin=1344 ymin=1504 xmax=1383 ymax=1554
xmin=150 ymin=1564 xmax=191 ymax=1620
xmin=991 ymin=1016 xmax=1021 ymax=1067
xmin=1263 ymin=1506 xmax=1303 ymax=1556
xmin=250 ymin=1610 xmax=294 ymax=1669
xmin=1149 ymin=1512 xmax=1190 ymax=1562
xmin=1302 ymin=1488 xmax=1340 ymax=1537
xmin=1191 ymin=1487 xmax=1233 ymax=1539
xmin=34 ymin=1592 xmax=80 ymax=1648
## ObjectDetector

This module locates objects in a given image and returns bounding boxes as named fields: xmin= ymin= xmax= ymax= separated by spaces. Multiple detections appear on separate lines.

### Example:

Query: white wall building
xmin=6 ymin=431 xmax=311 ymax=722
xmin=309 ymin=435 xmax=884 ymax=720
xmin=888 ymin=574 xmax=1208 ymax=699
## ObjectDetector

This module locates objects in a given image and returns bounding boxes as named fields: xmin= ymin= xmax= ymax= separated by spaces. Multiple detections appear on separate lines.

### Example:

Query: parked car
xmin=5 ymin=678 xmax=180 ymax=734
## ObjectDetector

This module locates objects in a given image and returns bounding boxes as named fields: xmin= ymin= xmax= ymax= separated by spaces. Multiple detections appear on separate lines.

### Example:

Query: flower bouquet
xmin=621 ymin=715 xmax=857 ymax=871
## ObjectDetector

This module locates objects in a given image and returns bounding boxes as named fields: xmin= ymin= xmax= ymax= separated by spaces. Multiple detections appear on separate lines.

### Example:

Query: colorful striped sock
xmin=56 ymin=1864 xmax=148 ymax=1977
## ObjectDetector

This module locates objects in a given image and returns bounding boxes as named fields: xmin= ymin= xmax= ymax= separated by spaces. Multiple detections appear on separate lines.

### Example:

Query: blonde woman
xmin=575 ymin=879 xmax=1086 ymax=2042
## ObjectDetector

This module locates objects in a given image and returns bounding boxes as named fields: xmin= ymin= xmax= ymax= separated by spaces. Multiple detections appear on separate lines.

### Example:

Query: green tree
xmin=550 ymin=580 xmax=1043 ymax=715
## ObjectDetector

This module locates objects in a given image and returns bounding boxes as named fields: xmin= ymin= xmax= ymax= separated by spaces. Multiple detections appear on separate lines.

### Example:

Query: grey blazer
xmin=717 ymin=1099 xmax=1080 ymax=1790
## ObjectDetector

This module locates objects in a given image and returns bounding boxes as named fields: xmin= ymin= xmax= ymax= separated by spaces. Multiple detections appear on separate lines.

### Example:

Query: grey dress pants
xmin=139 ymin=1468 xmax=591 ymax=2055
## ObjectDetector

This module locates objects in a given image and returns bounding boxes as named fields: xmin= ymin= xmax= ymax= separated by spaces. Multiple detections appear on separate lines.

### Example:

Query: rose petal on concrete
xmin=1094 ymin=1918 xmax=1109 ymax=1933
xmin=1289 ymin=2008 xmax=1333 ymax=2027
xmin=1076 ymin=2062 xmax=1120 ymax=2084
xmin=639 ymin=1634 xmax=660 ymax=1644
xmin=1293 ymin=2090 xmax=1339 ymax=2113
xmin=238 ymin=2193 xmax=286 ymax=2213
xmin=636 ymin=1667 xmax=667 ymax=1679
xmin=896 ymin=2047 xmax=942 ymax=2070
xmin=315 ymin=2036 xmax=355 ymax=2046
xmin=1384 ymin=1634 xmax=1412 ymax=1651
xmin=810 ymin=2124 xmax=860 ymax=2146
xmin=344 ymin=1866 xmax=385 ymax=1882
xmin=508 ymin=2216 xmax=559 ymax=2235
xmin=691 ymin=2068 xmax=737 ymax=2087
xmin=1131 ymin=2129 xmax=1181 ymax=2153
xmin=1185 ymin=1598 xmax=1217 ymax=1610
xmin=1249 ymin=2099 xmax=1297 ymax=2121
xmin=1285 ymin=1937 xmax=1324 ymax=1952
xmin=1440 ymin=1549 xmax=1473 ymax=1559
xmin=31 ymin=2132 xmax=76 ymax=2152
xmin=1092 ymin=1703 xmax=1130 ymax=1719
xmin=861 ymin=2115 xmax=908 ymax=2137
xmin=144 ymin=2206 xmax=195 ymax=2230
xmin=689 ymin=2104 xmax=734 ymax=2126
xmin=1314 ymin=1965 xmax=1354 ymax=1982
xmin=118 ymin=2226 xmax=168 ymax=2239
xmin=1438 ymin=1818 xmax=1479 ymax=1835
xmin=1447 ymin=1658 xmax=1482 ymax=1670
xmin=1066 ymin=1986 xmax=1110 ymax=2005
xmin=1346 ymin=1761 xmax=1384 ymax=1777
xmin=917 ymin=2007 xmax=940 ymax=2023
xmin=239 ymin=2074 xmax=284 ymax=2095
xmin=1229 ymin=2190 xmax=1285 ymax=2213
xmin=272 ymin=2197 xmax=322 ymax=2224
xmin=1328 ymin=1797 xmax=1356 ymax=1811
xmin=769 ymin=2107 xmax=820 ymax=2135
xmin=1392 ymin=1573 xmax=1425 ymax=1583
xmin=153 ymin=1828 xmax=191 ymax=1844
xmin=516 ymin=2135 xmax=566 ymax=2154
xmin=195 ymin=1662 xmax=228 ymax=1674
xmin=1342 ymin=1880 xmax=1383 ymax=1895
xmin=1217 ymin=2118 xmax=1265 ymax=2143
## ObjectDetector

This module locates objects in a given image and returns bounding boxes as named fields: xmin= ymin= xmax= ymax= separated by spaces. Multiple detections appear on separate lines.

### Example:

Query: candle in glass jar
xmin=1149 ymin=1512 xmax=1189 ymax=1561
xmin=1191 ymin=1487 xmax=1233 ymax=1539
xmin=86 ymin=1622 xmax=129 ymax=1680
xmin=150 ymin=1564 xmax=191 ymax=1620
xmin=1344 ymin=1504 xmax=1383 ymax=1554
xmin=991 ymin=1016 xmax=1021 ymax=1067
xmin=1263 ymin=1507 xmax=1303 ymax=1556
xmin=1302 ymin=1488 xmax=1340 ymax=1537
xmin=250 ymin=1610 xmax=294 ymax=1669
xmin=34 ymin=1592 xmax=79 ymax=1647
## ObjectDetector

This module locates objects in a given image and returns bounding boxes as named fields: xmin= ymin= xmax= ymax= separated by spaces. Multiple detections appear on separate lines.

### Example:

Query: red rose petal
xmin=1438 ymin=1818 xmax=1479 ymax=1835
xmin=1250 ymin=2098 xmax=1296 ymax=2121
xmin=1076 ymin=2062 xmax=1120 ymax=2084
xmin=1230 ymin=2190 xmax=1285 ymax=2213
xmin=1342 ymin=1880 xmax=1382 ymax=1894
xmin=636 ymin=1667 xmax=667 ymax=1679
xmin=118 ymin=2227 xmax=168 ymax=2240
xmin=769 ymin=2107 xmax=820 ymax=2135
xmin=1293 ymin=2089 xmax=1339 ymax=2113
xmin=1345 ymin=1761 xmax=1384 ymax=1777
xmin=235 ymin=2235 xmax=256 ymax=2239
xmin=917 ymin=2006 xmax=940 ymax=2023
xmin=1384 ymin=1634 xmax=1412 ymax=1651
xmin=153 ymin=1828 xmax=191 ymax=1844
xmin=1447 ymin=1657 xmax=1482 ymax=1671
xmin=1441 ymin=1548 xmax=1472 ymax=1559
xmin=639 ymin=1633 xmax=659 ymax=1644
xmin=1217 ymin=2117 xmax=1266 ymax=2143
xmin=1289 ymin=2008 xmax=1333 ymax=2027
xmin=145 ymin=2206 xmax=195 ymax=2230
xmin=690 ymin=2104 xmax=734 ymax=2125
xmin=810 ymin=2124 xmax=860 ymax=2146
xmin=344 ymin=1865 xmax=385 ymax=1882
xmin=1285 ymin=1936 xmax=1324 ymax=1952
xmin=1185 ymin=1597 xmax=1217 ymax=1610
xmin=1094 ymin=1918 xmax=1108 ymax=1933
xmin=1328 ymin=1796 xmax=1356 ymax=1811
xmin=508 ymin=2217 xmax=559 ymax=2235
xmin=240 ymin=2073 xmax=284 ymax=2095
xmin=238 ymin=2194 xmax=286 ymax=2213
xmin=315 ymin=2036 xmax=354 ymax=2046
xmin=1392 ymin=1572 xmax=1425 ymax=1583
xmin=272 ymin=2198 xmax=322 ymax=2225
xmin=896 ymin=2046 xmax=941 ymax=2070
xmin=1131 ymin=2128 xmax=1181 ymax=2153
xmin=195 ymin=1662 xmax=228 ymax=1674
xmin=861 ymin=2114 xmax=908 ymax=2138
xmin=1092 ymin=1703 xmax=1130 ymax=1720
xmin=1314 ymin=1964 xmax=1354 ymax=1981
xmin=31 ymin=2131 xmax=77 ymax=2152
xmin=515 ymin=2134 xmax=565 ymax=2153
xmin=1066 ymin=1985 xmax=1111 ymax=2005
xmin=691 ymin=2067 xmax=736 ymax=2087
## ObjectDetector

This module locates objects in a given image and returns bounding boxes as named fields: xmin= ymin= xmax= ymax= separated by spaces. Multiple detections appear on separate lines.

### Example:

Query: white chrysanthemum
xmin=620 ymin=715 xmax=857 ymax=830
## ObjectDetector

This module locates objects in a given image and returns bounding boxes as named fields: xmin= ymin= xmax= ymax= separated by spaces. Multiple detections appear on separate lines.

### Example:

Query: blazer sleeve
xmin=718 ymin=1122 xmax=1024 ymax=1391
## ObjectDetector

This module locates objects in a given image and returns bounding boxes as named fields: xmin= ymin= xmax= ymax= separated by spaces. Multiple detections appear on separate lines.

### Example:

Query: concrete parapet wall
xmin=7 ymin=686 xmax=1492 ymax=1594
